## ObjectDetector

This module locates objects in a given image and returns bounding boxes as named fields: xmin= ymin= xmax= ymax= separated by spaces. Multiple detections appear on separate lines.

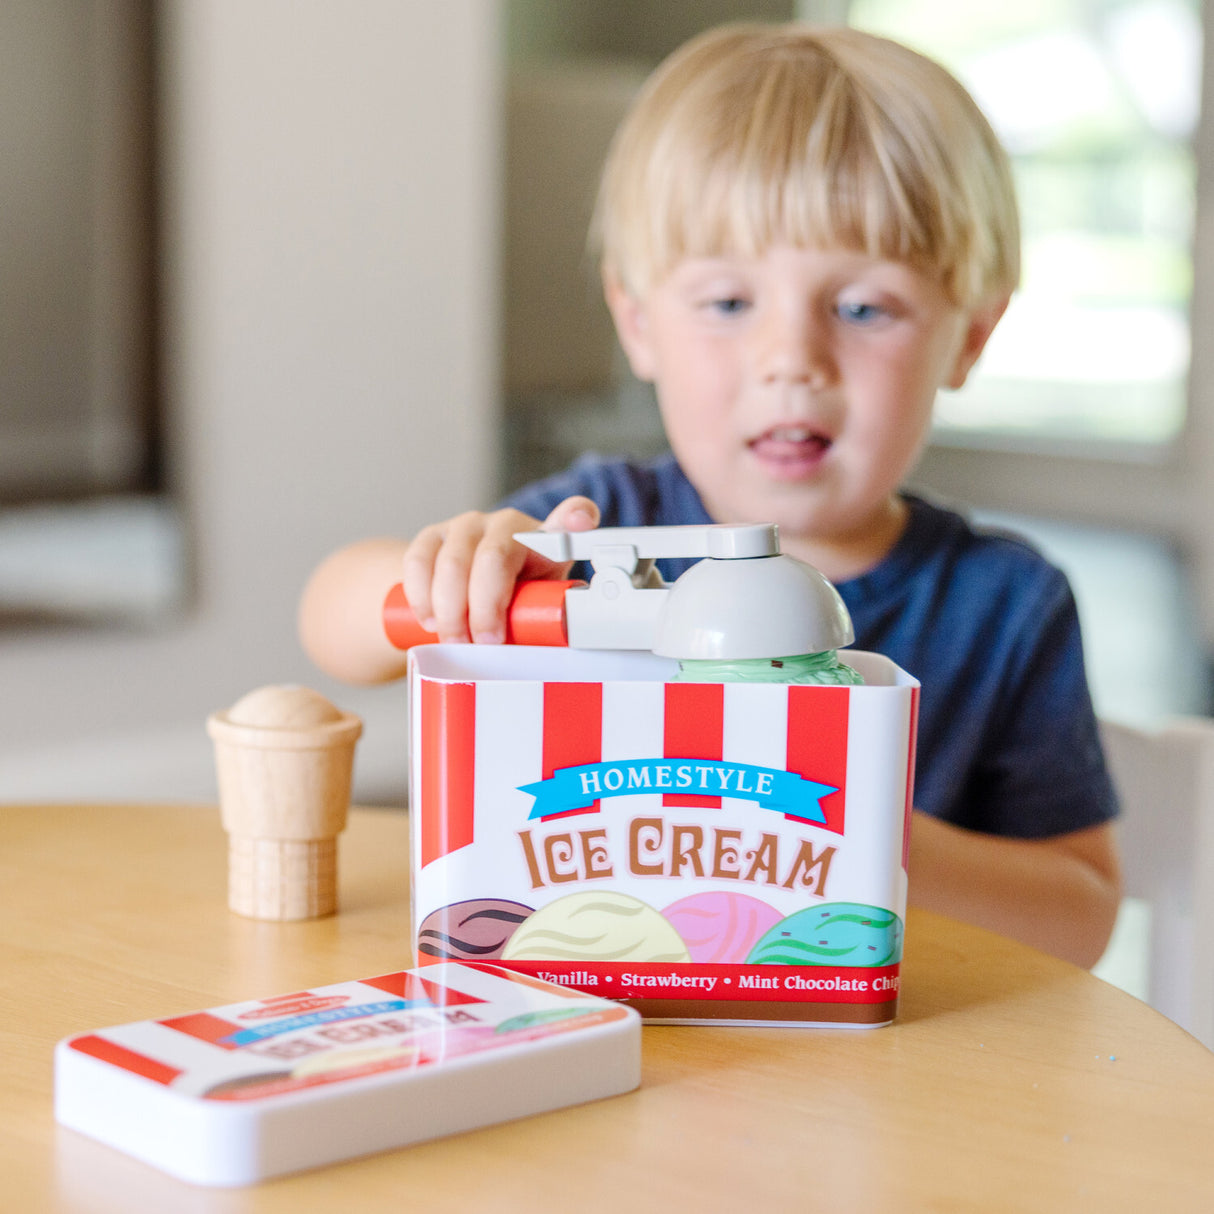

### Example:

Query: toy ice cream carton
xmin=408 ymin=525 xmax=918 ymax=1027
xmin=55 ymin=963 xmax=640 ymax=1185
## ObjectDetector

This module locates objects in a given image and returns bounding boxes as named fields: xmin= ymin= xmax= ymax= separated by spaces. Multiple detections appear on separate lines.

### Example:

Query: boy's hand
xmin=401 ymin=496 xmax=600 ymax=644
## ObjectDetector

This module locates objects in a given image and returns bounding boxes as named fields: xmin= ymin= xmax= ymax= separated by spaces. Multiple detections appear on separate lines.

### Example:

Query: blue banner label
xmin=220 ymin=1000 xmax=414 ymax=1046
xmin=519 ymin=759 xmax=837 ymax=823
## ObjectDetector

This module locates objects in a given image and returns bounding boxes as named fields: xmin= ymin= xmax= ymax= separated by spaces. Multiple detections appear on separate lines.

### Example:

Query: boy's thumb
xmin=540 ymin=496 xmax=599 ymax=534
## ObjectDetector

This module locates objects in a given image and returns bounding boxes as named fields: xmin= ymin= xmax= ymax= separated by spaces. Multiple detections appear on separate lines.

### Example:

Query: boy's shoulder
xmin=901 ymin=494 xmax=1065 ymax=584
xmin=846 ymin=493 xmax=1075 ymax=628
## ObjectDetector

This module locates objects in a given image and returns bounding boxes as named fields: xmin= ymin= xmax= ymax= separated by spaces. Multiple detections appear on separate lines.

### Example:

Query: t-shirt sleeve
xmin=953 ymin=570 xmax=1119 ymax=838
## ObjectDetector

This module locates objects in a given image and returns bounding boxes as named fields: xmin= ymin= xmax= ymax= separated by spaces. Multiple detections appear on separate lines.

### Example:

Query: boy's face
xmin=606 ymin=245 xmax=1005 ymax=579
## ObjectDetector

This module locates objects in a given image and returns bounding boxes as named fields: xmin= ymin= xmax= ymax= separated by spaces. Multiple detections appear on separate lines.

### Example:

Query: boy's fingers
xmin=400 ymin=500 xmax=599 ymax=647
xmin=467 ymin=510 xmax=542 ymax=643
xmin=525 ymin=497 xmax=601 ymax=579
xmin=424 ymin=512 xmax=496 ymax=642
xmin=400 ymin=523 xmax=447 ymax=635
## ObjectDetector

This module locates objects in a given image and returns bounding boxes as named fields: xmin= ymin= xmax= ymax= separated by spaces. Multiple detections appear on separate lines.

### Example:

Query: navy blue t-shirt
xmin=502 ymin=451 xmax=1118 ymax=839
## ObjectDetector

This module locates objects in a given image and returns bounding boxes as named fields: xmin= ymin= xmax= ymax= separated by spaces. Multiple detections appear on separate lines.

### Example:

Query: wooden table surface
xmin=3 ymin=802 xmax=1213 ymax=1213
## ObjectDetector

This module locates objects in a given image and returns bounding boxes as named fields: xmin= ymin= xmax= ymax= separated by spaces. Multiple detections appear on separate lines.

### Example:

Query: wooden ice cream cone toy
xmin=207 ymin=685 xmax=363 ymax=920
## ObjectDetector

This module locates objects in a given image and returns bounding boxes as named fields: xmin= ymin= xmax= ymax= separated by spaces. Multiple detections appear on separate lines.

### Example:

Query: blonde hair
xmin=594 ymin=23 xmax=1020 ymax=307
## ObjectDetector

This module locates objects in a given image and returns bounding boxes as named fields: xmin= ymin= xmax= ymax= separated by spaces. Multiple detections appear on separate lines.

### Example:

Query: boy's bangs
xmin=650 ymin=69 xmax=957 ymax=293
xmin=598 ymin=27 xmax=1017 ymax=305
xmin=671 ymin=140 xmax=937 ymax=279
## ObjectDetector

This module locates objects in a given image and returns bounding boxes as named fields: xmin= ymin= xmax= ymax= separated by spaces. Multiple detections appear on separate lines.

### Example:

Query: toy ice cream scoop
xmin=384 ymin=523 xmax=862 ymax=682
xmin=644 ymin=531 xmax=862 ymax=685
xmin=302 ymin=523 xmax=863 ymax=685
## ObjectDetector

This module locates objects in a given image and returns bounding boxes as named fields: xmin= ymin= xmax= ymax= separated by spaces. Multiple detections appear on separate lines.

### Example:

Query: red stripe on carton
xmin=420 ymin=680 xmax=477 ymax=866
xmin=663 ymin=682 xmax=724 ymax=808
xmin=786 ymin=685 xmax=849 ymax=835
xmin=542 ymin=682 xmax=603 ymax=818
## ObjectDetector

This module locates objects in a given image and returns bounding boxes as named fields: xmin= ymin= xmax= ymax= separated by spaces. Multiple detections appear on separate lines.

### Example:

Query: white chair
xmin=1098 ymin=717 xmax=1214 ymax=1048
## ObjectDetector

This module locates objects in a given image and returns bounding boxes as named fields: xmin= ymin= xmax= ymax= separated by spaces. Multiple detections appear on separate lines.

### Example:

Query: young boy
xmin=301 ymin=24 xmax=1121 ymax=967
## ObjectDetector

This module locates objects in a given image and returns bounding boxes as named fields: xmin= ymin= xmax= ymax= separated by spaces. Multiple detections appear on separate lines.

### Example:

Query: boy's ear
xmin=945 ymin=294 xmax=1011 ymax=390
xmin=603 ymin=269 xmax=659 ymax=383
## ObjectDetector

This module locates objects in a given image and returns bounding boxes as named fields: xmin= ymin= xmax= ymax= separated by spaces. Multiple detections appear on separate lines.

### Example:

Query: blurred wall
xmin=0 ymin=0 xmax=500 ymax=801
xmin=500 ymin=0 xmax=799 ymax=493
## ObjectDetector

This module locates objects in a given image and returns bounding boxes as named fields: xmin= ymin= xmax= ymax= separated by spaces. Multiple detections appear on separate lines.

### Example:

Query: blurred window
xmin=850 ymin=0 xmax=1201 ymax=449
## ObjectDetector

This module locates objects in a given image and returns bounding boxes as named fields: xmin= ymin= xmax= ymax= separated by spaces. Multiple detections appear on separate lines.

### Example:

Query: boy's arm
xmin=299 ymin=536 xmax=415 ymax=685
xmin=906 ymin=812 xmax=1121 ymax=969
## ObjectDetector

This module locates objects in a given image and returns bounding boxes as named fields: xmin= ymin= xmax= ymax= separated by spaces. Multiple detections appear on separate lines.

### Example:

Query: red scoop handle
xmin=382 ymin=579 xmax=581 ymax=651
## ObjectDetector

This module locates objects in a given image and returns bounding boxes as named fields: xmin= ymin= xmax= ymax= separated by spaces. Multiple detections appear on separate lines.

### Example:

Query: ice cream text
xmin=517 ymin=817 xmax=836 ymax=895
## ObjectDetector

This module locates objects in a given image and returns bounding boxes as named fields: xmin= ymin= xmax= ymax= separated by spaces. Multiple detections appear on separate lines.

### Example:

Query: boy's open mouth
xmin=748 ymin=425 xmax=832 ymax=474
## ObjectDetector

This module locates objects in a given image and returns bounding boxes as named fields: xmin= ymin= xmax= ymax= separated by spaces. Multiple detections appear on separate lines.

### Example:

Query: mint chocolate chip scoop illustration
xmin=746 ymin=903 xmax=904 ymax=967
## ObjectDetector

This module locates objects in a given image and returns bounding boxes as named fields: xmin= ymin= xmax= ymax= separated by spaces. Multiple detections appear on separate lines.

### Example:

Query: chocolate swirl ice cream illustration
xmin=416 ymin=899 xmax=535 ymax=961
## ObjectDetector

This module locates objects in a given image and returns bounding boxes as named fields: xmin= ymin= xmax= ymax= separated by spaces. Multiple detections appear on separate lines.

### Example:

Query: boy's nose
xmin=755 ymin=310 xmax=834 ymax=388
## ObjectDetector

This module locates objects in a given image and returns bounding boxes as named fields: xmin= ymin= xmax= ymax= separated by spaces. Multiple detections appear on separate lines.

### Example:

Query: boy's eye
xmin=708 ymin=296 xmax=750 ymax=315
xmin=836 ymin=299 xmax=888 ymax=325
